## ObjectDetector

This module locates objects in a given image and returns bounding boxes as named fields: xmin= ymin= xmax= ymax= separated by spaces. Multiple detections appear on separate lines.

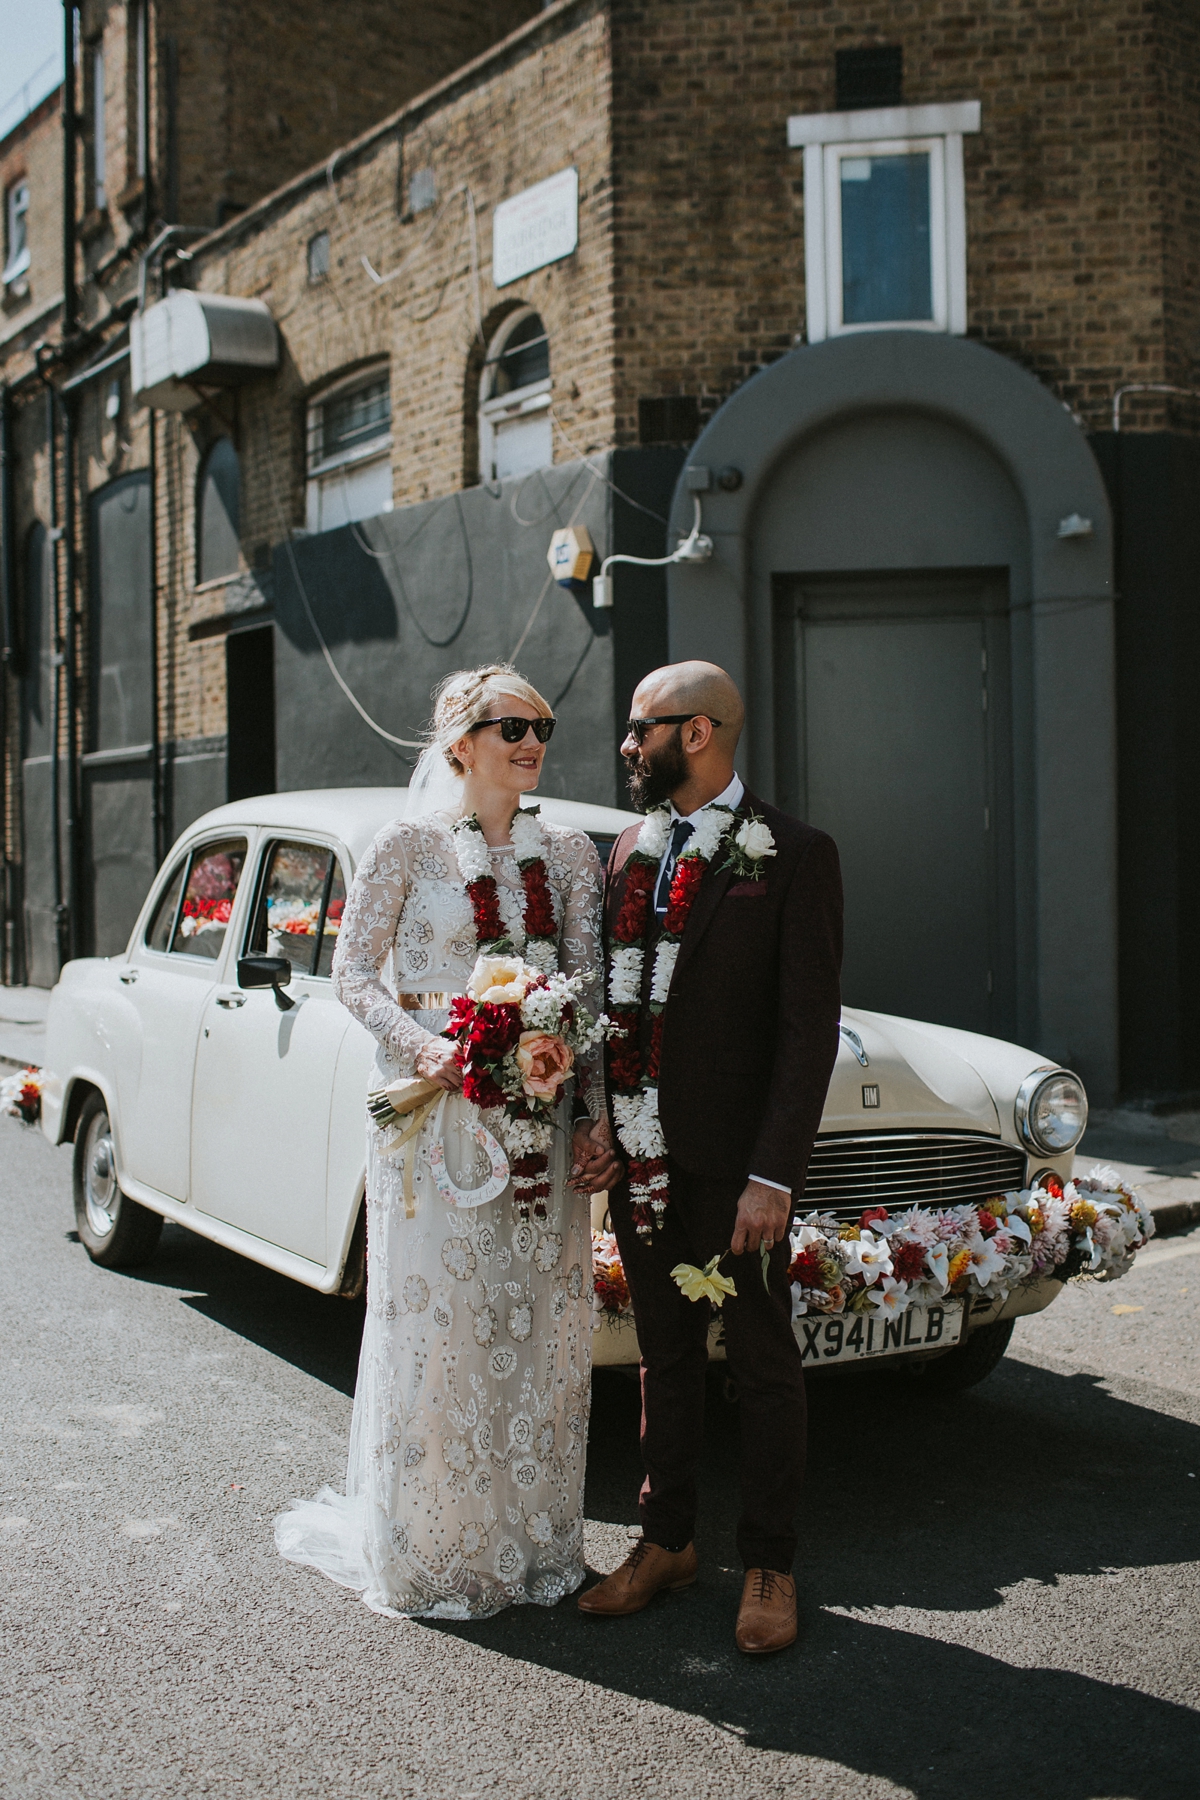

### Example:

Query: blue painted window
xmin=840 ymin=153 xmax=932 ymax=324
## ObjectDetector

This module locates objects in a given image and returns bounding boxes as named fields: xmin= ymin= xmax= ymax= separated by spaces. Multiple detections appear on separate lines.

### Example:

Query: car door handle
xmin=119 ymin=968 xmax=139 ymax=984
xmin=215 ymin=991 xmax=246 ymax=1009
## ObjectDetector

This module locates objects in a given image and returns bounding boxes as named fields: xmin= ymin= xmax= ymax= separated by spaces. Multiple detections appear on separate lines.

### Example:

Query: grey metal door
xmin=19 ymin=521 xmax=61 ymax=986
xmin=85 ymin=473 xmax=156 ymax=958
xmin=774 ymin=569 xmax=1016 ymax=1038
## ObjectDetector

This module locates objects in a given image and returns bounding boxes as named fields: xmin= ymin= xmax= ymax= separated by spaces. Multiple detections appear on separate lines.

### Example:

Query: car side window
xmin=144 ymin=857 xmax=187 ymax=953
xmin=170 ymin=838 xmax=248 ymax=959
xmin=247 ymin=839 xmax=347 ymax=979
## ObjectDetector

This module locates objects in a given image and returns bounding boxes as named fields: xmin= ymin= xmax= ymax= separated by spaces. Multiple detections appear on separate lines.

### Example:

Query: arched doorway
xmin=666 ymin=332 xmax=1117 ymax=1098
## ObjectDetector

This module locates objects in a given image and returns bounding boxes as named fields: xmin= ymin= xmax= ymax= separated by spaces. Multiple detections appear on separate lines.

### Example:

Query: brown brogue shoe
xmin=577 ymin=1539 xmax=699 ymax=1617
xmin=735 ymin=1567 xmax=797 ymax=1654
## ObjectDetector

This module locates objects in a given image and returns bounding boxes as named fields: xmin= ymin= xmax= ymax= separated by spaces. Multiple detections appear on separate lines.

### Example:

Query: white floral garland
xmin=450 ymin=806 xmax=559 ymax=971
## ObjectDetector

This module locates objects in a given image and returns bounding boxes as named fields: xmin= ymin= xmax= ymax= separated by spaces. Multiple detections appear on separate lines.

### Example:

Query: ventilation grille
xmin=803 ymin=1132 xmax=1028 ymax=1224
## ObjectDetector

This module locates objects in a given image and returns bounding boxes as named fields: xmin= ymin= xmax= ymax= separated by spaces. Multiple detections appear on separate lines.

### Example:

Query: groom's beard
xmin=625 ymin=728 xmax=689 ymax=811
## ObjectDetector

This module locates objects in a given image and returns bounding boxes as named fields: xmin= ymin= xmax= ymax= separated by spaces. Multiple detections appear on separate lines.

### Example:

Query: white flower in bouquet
xmin=500 ymin=1112 xmax=553 ymax=1159
xmin=841 ymin=1229 xmax=893 ymax=1285
xmin=923 ymin=1240 xmax=951 ymax=1295
xmin=734 ymin=818 xmax=776 ymax=862
xmin=868 ymin=1275 xmax=911 ymax=1318
xmin=967 ymin=1232 xmax=1008 ymax=1290
xmin=468 ymin=954 xmax=540 ymax=1005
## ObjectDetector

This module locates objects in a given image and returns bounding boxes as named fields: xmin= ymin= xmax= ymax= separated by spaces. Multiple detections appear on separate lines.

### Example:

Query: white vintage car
xmin=42 ymin=787 xmax=1097 ymax=1390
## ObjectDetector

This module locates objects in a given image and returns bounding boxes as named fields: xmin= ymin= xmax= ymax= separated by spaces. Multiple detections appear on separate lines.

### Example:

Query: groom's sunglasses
xmin=469 ymin=715 xmax=556 ymax=744
xmin=625 ymin=713 xmax=722 ymax=746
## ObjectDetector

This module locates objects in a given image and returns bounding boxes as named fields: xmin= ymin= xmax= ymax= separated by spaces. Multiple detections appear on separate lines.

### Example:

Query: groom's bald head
xmin=635 ymin=661 xmax=745 ymax=754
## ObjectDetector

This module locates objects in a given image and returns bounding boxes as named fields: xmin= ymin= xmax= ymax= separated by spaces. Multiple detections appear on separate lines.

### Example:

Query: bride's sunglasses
xmin=469 ymin=715 xmax=557 ymax=744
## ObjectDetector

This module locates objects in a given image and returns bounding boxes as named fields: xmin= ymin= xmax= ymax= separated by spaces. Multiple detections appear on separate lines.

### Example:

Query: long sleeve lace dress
xmin=274 ymin=813 xmax=604 ymax=1621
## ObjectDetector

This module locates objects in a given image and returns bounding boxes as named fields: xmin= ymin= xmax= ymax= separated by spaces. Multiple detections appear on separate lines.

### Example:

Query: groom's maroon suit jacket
xmin=604 ymin=791 xmax=844 ymax=1194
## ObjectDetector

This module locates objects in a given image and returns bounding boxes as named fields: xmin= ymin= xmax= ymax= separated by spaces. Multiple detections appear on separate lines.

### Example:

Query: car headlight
xmin=1015 ymin=1068 xmax=1088 ymax=1155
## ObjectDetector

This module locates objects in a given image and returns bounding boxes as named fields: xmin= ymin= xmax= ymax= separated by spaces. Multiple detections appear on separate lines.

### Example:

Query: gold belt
xmin=398 ymin=990 xmax=457 ymax=1011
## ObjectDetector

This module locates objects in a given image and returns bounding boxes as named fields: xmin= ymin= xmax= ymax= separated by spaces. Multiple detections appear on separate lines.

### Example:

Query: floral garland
xmin=451 ymin=807 xmax=558 ymax=975
xmin=606 ymin=804 xmax=776 ymax=1238
xmin=590 ymin=1166 xmax=1155 ymax=1321
xmin=0 ymin=1064 xmax=44 ymax=1126
xmin=444 ymin=808 xmax=606 ymax=1221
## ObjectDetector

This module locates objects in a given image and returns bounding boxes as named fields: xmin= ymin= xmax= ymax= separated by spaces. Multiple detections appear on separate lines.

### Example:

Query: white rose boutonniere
xmin=723 ymin=812 xmax=777 ymax=881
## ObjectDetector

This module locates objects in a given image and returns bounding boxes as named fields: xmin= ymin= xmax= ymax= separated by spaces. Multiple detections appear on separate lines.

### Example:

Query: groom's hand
xmin=569 ymin=1117 xmax=623 ymax=1194
xmin=730 ymin=1179 xmax=791 ymax=1256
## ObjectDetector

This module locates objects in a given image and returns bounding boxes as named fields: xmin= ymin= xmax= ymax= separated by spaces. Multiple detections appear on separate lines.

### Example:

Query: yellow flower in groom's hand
xmin=671 ymin=1255 xmax=737 ymax=1307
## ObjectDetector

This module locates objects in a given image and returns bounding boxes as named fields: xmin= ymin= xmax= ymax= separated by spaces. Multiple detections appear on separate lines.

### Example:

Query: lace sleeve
xmin=331 ymin=823 xmax=438 ymax=1066
xmin=555 ymin=829 xmax=607 ymax=1120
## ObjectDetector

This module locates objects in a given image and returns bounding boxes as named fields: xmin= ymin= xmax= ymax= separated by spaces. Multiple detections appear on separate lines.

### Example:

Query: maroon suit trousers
xmin=608 ymin=1161 xmax=806 ymax=1574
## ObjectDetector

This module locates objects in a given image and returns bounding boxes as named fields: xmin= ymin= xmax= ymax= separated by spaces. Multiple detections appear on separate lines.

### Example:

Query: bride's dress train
xmin=274 ymin=815 xmax=603 ymax=1620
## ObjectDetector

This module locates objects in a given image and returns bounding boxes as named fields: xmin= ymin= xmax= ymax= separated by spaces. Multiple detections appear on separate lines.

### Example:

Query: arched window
xmin=478 ymin=308 xmax=551 ymax=483
xmin=196 ymin=438 xmax=241 ymax=584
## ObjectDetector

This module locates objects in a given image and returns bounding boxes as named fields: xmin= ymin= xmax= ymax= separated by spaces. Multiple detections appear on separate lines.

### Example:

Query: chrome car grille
xmin=802 ymin=1132 xmax=1029 ymax=1224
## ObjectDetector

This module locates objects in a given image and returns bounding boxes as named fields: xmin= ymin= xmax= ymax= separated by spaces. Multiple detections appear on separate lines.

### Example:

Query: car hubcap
xmin=84 ymin=1112 xmax=118 ymax=1238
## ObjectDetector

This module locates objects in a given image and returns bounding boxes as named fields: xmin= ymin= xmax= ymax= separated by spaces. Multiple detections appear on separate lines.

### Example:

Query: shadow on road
xmin=432 ymin=1363 xmax=1200 ymax=1800
xmin=94 ymin=1220 xmax=1200 ymax=1797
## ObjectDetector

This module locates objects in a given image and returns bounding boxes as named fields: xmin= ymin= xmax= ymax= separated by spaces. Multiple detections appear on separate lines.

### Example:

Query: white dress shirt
xmin=657 ymin=775 xmax=790 ymax=1200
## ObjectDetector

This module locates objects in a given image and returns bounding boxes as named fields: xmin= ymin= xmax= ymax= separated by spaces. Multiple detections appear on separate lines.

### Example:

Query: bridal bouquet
xmin=444 ymin=953 xmax=610 ymax=1220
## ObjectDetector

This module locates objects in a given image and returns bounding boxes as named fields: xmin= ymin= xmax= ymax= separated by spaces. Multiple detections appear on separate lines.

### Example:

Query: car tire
xmin=917 ymin=1317 xmax=1014 ymax=1391
xmin=72 ymin=1091 xmax=164 ymax=1268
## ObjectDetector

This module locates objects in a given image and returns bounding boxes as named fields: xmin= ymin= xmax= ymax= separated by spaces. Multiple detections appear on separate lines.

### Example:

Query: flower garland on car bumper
xmin=591 ymin=1167 xmax=1154 ymax=1319
xmin=607 ymin=804 xmax=782 ymax=1239
xmin=0 ymin=1064 xmax=44 ymax=1126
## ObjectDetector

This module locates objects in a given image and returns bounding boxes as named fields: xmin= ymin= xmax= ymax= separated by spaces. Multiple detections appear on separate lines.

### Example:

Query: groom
xmin=578 ymin=660 xmax=843 ymax=1653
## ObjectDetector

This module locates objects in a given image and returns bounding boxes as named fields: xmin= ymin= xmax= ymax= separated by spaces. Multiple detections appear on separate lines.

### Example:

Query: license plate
xmin=795 ymin=1300 xmax=964 ymax=1367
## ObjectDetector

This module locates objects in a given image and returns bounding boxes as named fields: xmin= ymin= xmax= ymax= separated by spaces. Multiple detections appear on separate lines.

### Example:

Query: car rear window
xmin=144 ymin=857 xmax=186 ymax=953
xmin=170 ymin=839 xmax=248 ymax=959
xmin=246 ymin=839 xmax=347 ymax=979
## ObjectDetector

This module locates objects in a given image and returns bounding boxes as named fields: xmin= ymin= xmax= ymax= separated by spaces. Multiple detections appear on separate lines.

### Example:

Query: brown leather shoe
xmin=577 ymin=1539 xmax=699 ymax=1616
xmin=735 ymin=1567 xmax=797 ymax=1653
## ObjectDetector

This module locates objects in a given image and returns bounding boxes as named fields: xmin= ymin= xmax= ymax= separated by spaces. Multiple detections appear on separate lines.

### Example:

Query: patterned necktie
xmin=655 ymin=819 xmax=695 ymax=918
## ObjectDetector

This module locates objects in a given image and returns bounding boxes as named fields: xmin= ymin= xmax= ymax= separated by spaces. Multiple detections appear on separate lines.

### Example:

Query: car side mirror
xmin=237 ymin=954 xmax=296 ymax=1011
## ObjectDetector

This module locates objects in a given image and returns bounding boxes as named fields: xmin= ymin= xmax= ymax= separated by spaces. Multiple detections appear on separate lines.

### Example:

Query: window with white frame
xmin=3 ymin=180 xmax=30 ymax=286
xmin=305 ymin=367 xmax=393 ymax=534
xmin=478 ymin=308 xmax=551 ymax=483
xmin=788 ymin=102 xmax=980 ymax=343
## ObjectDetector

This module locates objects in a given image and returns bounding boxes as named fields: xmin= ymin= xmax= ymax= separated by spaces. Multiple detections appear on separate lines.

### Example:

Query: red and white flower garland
xmin=606 ymin=804 xmax=735 ymax=1237
xmin=447 ymin=808 xmax=605 ymax=1220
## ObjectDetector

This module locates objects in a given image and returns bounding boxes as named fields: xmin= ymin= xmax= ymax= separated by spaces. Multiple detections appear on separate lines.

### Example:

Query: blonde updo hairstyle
xmin=429 ymin=663 xmax=553 ymax=775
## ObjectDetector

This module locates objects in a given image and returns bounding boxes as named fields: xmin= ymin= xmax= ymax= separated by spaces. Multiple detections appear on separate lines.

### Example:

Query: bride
xmin=275 ymin=664 xmax=620 ymax=1620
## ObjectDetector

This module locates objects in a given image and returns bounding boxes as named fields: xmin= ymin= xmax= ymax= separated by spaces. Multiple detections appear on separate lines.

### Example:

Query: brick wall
xmin=159 ymin=0 xmax=613 ymax=744
xmin=609 ymin=0 xmax=1200 ymax=439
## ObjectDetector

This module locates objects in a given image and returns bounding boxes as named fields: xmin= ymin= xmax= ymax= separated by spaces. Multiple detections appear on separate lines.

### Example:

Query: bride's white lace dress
xmin=274 ymin=812 xmax=604 ymax=1621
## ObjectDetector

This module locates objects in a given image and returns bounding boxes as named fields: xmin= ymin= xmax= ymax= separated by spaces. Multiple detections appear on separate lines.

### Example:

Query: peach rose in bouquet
xmin=515 ymin=1030 xmax=574 ymax=1100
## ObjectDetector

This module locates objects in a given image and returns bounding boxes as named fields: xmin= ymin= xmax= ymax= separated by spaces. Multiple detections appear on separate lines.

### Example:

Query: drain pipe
xmin=62 ymin=384 xmax=80 ymax=962
xmin=0 ymin=383 xmax=15 ymax=983
xmin=44 ymin=377 xmax=65 ymax=970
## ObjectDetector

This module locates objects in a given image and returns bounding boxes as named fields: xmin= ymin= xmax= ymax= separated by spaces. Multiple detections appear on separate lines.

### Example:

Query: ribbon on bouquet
xmin=378 ymin=1091 xmax=511 ymax=1216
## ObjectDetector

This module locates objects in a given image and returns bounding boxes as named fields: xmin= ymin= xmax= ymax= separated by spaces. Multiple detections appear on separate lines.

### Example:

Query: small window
xmin=789 ymin=101 xmax=980 ymax=342
xmin=307 ymin=230 xmax=329 ymax=282
xmin=93 ymin=46 xmax=107 ymax=210
xmin=145 ymin=857 xmax=187 ymax=953
xmin=196 ymin=439 xmax=241 ymax=584
xmin=478 ymin=309 xmax=552 ymax=483
xmin=305 ymin=368 xmax=392 ymax=534
xmin=4 ymin=180 xmax=30 ymax=286
xmin=246 ymin=840 xmax=346 ymax=979
xmin=170 ymin=839 xmax=248 ymax=959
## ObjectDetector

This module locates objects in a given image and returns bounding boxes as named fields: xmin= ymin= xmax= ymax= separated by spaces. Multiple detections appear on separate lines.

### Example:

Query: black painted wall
xmin=1092 ymin=432 xmax=1200 ymax=1099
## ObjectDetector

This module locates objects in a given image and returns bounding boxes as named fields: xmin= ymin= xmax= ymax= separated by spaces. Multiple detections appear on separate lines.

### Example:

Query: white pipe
xmin=591 ymin=495 xmax=711 ymax=608
xmin=1111 ymin=383 xmax=1200 ymax=432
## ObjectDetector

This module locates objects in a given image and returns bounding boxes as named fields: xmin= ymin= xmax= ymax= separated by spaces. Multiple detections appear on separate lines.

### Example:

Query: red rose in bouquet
xmin=859 ymin=1205 xmax=889 ymax=1231
xmin=467 ymin=1001 xmax=524 ymax=1060
xmin=891 ymin=1240 xmax=927 ymax=1283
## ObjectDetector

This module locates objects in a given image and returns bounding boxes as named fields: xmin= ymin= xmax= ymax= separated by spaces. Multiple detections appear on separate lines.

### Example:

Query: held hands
xmin=730 ymin=1179 xmax=791 ymax=1257
xmin=414 ymin=1037 xmax=463 ymax=1091
xmin=569 ymin=1115 xmax=624 ymax=1195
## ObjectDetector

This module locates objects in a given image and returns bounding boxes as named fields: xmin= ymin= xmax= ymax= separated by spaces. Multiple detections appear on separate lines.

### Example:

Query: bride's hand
xmin=569 ymin=1116 xmax=623 ymax=1194
xmin=415 ymin=1037 xmax=463 ymax=1091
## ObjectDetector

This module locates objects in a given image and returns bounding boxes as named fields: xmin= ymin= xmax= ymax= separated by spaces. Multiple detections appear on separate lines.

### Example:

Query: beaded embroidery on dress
xmin=274 ymin=812 xmax=604 ymax=1620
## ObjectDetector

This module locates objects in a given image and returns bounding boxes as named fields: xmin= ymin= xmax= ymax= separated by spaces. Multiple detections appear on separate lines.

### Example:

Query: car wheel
xmin=917 ymin=1317 xmax=1014 ymax=1391
xmin=72 ymin=1091 xmax=163 ymax=1269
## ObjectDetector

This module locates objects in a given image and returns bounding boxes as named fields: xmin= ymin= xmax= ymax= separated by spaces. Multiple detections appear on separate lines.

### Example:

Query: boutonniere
xmin=720 ymin=811 xmax=777 ymax=881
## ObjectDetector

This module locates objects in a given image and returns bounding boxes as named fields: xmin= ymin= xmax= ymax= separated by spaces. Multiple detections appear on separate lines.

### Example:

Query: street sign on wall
xmin=492 ymin=167 xmax=579 ymax=287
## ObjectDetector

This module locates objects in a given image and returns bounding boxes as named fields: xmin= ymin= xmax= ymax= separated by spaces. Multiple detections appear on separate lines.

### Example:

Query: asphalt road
xmin=2 ymin=1114 xmax=1199 ymax=1800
